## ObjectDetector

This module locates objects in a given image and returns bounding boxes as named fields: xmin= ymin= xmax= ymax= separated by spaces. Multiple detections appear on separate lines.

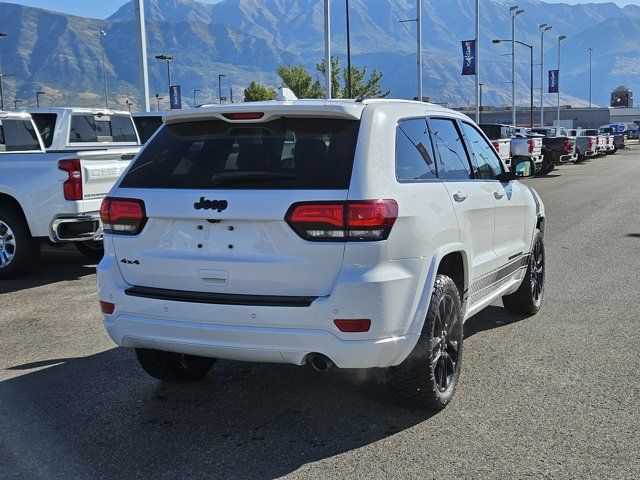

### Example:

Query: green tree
xmin=343 ymin=65 xmax=390 ymax=99
xmin=243 ymin=81 xmax=276 ymax=102
xmin=316 ymin=56 xmax=343 ymax=99
xmin=277 ymin=64 xmax=324 ymax=99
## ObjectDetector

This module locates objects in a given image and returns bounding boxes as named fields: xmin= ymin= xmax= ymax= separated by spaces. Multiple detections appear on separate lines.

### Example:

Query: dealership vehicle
xmin=510 ymin=135 xmax=543 ymax=174
xmin=567 ymin=129 xmax=598 ymax=160
xmin=530 ymin=127 xmax=578 ymax=170
xmin=599 ymin=127 xmax=626 ymax=152
xmin=98 ymin=100 xmax=546 ymax=410
xmin=478 ymin=124 xmax=512 ymax=167
xmin=132 ymin=112 xmax=165 ymax=144
xmin=0 ymin=109 xmax=140 ymax=278
xmin=581 ymin=129 xmax=608 ymax=154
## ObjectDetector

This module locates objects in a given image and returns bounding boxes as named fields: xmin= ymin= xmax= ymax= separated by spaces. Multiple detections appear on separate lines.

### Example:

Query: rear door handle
xmin=494 ymin=191 xmax=505 ymax=200
xmin=453 ymin=191 xmax=468 ymax=203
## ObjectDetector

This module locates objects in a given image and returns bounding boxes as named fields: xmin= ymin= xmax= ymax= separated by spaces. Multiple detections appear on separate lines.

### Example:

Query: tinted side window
xmin=134 ymin=117 xmax=163 ymax=143
xmin=31 ymin=113 xmax=57 ymax=148
xmin=429 ymin=118 xmax=471 ymax=180
xmin=0 ymin=120 xmax=41 ymax=152
xmin=69 ymin=115 xmax=137 ymax=143
xmin=461 ymin=122 xmax=503 ymax=180
xmin=396 ymin=118 xmax=437 ymax=181
xmin=110 ymin=116 xmax=138 ymax=142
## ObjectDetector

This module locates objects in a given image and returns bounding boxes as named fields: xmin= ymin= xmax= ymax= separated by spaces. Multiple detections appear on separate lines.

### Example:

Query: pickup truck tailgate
xmin=78 ymin=147 xmax=140 ymax=201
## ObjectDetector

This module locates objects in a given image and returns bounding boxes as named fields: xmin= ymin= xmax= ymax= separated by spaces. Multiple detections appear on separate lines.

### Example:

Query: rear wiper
xmin=211 ymin=171 xmax=297 ymax=184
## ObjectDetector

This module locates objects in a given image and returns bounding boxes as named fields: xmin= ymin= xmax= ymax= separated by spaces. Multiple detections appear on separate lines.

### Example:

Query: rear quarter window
xmin=396 ymin=118 xmax=437 ymax=181
xmin=119 ymin=118 xmax=360 ymax=190
xmin=0 ymin=119 xmax=41 ymax=152
xmin=30 ymin=113 xmax=57 ymax=148
xmin=69 ymin=114 xmax=138 ymax=143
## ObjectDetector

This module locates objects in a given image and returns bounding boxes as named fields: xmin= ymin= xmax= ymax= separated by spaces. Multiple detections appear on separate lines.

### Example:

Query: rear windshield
xmin=119 ymin=118 xmax=360 ymax=190
xmin=0 ymin=119 xmax=41 ymax=152
xmin=31 ymin=113 xmax=57 ymax=148
xmin=133 ymin=116 xmax=163 ymax=144
xmin=69 ymin=114 xmax=138 ymax=144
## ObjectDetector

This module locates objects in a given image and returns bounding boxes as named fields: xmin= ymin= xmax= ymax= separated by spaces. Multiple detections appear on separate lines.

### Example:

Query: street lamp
xmin=494 ymin=38 xmax=534 ymax=127
xmin=0 ymin=32 xmax=7 ymax=110
xmin=125 ymin=99 xmax=133 ymax=112
xmin=588 ymin=47 xmax=594 ymax=108
xmin=399 ymin=0 xmax=424 ymax=102
xmin=539 ymin=24 xmax=552 ymax=125
xmin=155 ymin=93 xmax=164 ymax=112
xmin=509 ymin=6 xmax=525 ymax=127
xmin=36 ymin=91 xmax=45 ymax=108
xmin=345 ymin=0 xmax=353 ymax=98
xmin=98 ymin=29 xmax=109 ymax=108
xmin=218 ymin=74 xmax=226 ymax=104
xmin=557 ymin=35 xmax=567 ymax=124
xmin=13 ymin=99 xmax=21 ymax=109
xmin=193 ymin=89 xmax=201 ymax=108
xmin=479 ymin=83 xmax=484 ymax=123
xmin=154 ymin=54 xmax=174 ymax=92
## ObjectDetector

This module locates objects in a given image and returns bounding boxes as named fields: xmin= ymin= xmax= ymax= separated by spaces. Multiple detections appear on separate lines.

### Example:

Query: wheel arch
xmin=0 ymin=193 xmax=32 ymax=235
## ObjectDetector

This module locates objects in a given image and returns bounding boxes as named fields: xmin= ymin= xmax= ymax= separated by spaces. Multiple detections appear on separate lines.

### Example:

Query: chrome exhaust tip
xmin=308 ymin=353 xmax=334 ymax=372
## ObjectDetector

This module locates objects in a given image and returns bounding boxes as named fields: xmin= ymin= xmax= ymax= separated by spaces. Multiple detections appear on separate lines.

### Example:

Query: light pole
xmin=155 ymin=93 xmax=163 ymax=112
xmin=134 ymin=0 xmax=150 ymax=112
xmin=399 ymin=0 xmax=424 ymax=101
xmin=125 ymin=99 xmax=133 ymax=112
xmin=479 ymin=83 xmax=484 ymax=123
xmin=98 ymin=29 xmax=109 ymax=108
xmin=345 ymin=0 xmax=353 ymax=98
xmin=475 ymin=0 xmax=480 ymax=122
xmin=154 ymin=54 xmax=173 ymax=92
xmin=193 ymin=89 xmax=200 ymax=108
xmin=494 ymin=39 xmax=534 ymax=127
xmin=588 ymin=47 xmax=594 ymax=108
xmin=13 ymin=99 xmax=21 ymax=109
xmin=324 ymin=0 xmax=332 ymax=99
xmin=510 ymin=6 xmax=525 ymax=127
xmin=36 ymin=91 xmax=45 ymax=108
xmin=0 ymin=32 xmax=7 ymax=110
xmin=557 ymin=35 xmax=567 ymax=125
xmin=539 ymin=24 xmax=552 ymax=126
xmin=218 ymin=74 xmax=226 ymax=104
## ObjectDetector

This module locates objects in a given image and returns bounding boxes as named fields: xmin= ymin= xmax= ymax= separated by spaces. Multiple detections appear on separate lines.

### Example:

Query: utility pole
xmin=98 ymin=30 xmax=109 ymax=108
xmin=324 ymin=0 xmax=332 ymax=99
xmin=135 ymin=0 xmax=150 ymax=112
xmin=218 ymin=74 xmax=226 ymax=104
xmin=193 ymin=89 xmax=200 ymax=108
xmin=510 ymin=6 xmax=525 ymax=127
xmin=475 ymin=0 xmax=480 ymax=122
xmin=345 ymin=0 xmax=352 ymax=98
xmin=539 ymin=24 xmax=552 ymax=126
xmin=0 ymin=32 xmax=7 ymax=110
xmin=588 ymin=47 xmax=594 ymax=108
xmin=557 ymin=35 xmax=567 ymax=125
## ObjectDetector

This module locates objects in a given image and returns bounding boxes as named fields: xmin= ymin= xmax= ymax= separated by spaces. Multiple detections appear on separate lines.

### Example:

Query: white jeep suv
xmin=97 ymin=100 xmax=545 ymax=410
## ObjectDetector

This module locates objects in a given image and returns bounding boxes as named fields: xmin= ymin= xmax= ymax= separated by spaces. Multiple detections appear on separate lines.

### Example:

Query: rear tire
xmin=387 ymin=275 xmax=463 ymax=410
xmin=502 ymin=229 xmax=545 ymax=315
xmin=74 ymin=240 xmax=104 ymax=262
xmin=135 ymin=348 xmax=216 ymax=382
xmin=0 ymin=206 xmax=40 ymax=279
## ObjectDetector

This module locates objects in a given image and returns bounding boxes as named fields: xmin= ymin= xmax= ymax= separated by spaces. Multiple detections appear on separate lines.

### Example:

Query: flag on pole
xmin=548 ymin=70 xmax=559 ymax=94
xmin=461 ymin=40 xmax=476 ymax=76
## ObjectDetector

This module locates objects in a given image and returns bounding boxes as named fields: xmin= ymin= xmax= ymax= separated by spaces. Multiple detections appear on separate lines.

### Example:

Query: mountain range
xmin=0 ymin=0 xmax=639 ymax=110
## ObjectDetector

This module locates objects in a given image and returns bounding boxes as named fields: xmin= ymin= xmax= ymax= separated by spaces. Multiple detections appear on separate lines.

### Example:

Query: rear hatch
xmin=110 ymin=115 xmax=361 ymax=297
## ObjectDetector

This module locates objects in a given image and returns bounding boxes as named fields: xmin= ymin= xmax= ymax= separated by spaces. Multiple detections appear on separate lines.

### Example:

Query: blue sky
xmin=4 ymin=0 xmax=640 ymax=19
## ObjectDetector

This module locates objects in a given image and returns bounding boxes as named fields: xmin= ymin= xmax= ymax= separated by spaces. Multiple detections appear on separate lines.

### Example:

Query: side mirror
xmin=497 ymin=156 xmax=535 ymax=182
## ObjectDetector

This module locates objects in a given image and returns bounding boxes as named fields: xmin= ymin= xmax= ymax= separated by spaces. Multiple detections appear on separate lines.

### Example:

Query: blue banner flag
xmin=461 ymin=40 xmax=476 ymax=76
xmin=548 ymin=70 xmax=559 ymax=94
xmin=169 ymin=85 xmax=182 ymax=109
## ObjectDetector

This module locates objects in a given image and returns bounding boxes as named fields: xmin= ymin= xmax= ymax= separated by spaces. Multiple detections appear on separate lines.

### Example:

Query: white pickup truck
xmin=0 ymin=108 xmax=140 ymax=278
xmin=479 ymin=124 xmax=543 ymax=173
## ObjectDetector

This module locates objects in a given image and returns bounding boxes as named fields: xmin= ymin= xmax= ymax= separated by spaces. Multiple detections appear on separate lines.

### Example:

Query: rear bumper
xmin=97 ymin=253 xmax=426 ymax=369
xmin=585 ymin=150 xmax=597 ymax=157
xmin=50 ymin=213 xmax=102 ymax=242
xmin=559 ymin=152 xmax=578 ymax=163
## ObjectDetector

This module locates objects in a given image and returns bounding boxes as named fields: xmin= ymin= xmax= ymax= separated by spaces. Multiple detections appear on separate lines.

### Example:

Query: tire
xmin=539 ymin=156 xmax=554 ymax=175
xmin=387 ymin=275 xmax=464 ymax=410
xmin=74 ymin=240 xmax=104 ymax=262
xmin=502 ymin=229 xmax=545 ymax=315
xmin=0 ymin=206 xmax=40 ymax=279
xmin=135 ymin=348 xmax=216 ymax=383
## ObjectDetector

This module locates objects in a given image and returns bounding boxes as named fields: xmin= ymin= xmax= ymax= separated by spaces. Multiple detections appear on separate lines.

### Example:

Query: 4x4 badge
xmin=194 ymin=197 xmax=228 ymax=212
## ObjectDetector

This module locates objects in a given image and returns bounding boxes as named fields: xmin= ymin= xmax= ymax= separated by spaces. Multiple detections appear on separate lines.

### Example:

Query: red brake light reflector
xmin=222 ymin=112 xmax=264 ymax=120
xmin=100 ymin=197 xmax=147 ymax=235
xmin=100 ymin=301 xmax=115 ymax=314
xmin=334 ymin=319 xmax=371 ymax=332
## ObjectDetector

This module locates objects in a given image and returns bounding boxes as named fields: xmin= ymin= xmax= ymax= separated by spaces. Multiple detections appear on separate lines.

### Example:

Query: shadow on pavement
xmin=464 ymin=305 xmax=532 ymax=340
xmin=0 ymin=348 xmax=430 ymax=479
xmin=0 ymin=246 xmax=96 ymax=295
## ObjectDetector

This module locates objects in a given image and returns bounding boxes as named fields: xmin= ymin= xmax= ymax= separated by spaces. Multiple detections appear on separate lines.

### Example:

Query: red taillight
xmin=588 ymin=138 xmax=594 ymax=149
xmin=527 ymin=139 xmax=535 ymax=154
xmin=222 ymin=112 xmax=264 ymax=120
xmin=492 ymin=141 xmax=500 ymax=150
xmin=563 ymin=139 xmax=571 ymax=153
xmin=100 ymin=197 xmax=147 ymax=235
xmin=100 ymin=301 xmax=115 ymax=314
xmin=286 ymin=200 xmax=398 ymax=242
xmin=334 ymin=319 xmax=371 ymax=332
xmin=58 ymin=159 xmax=83 ymax=200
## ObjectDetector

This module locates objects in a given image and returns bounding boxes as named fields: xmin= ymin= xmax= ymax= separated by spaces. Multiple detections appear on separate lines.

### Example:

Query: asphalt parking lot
xmin=1 ymin=146 xmax=639 ymax=480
